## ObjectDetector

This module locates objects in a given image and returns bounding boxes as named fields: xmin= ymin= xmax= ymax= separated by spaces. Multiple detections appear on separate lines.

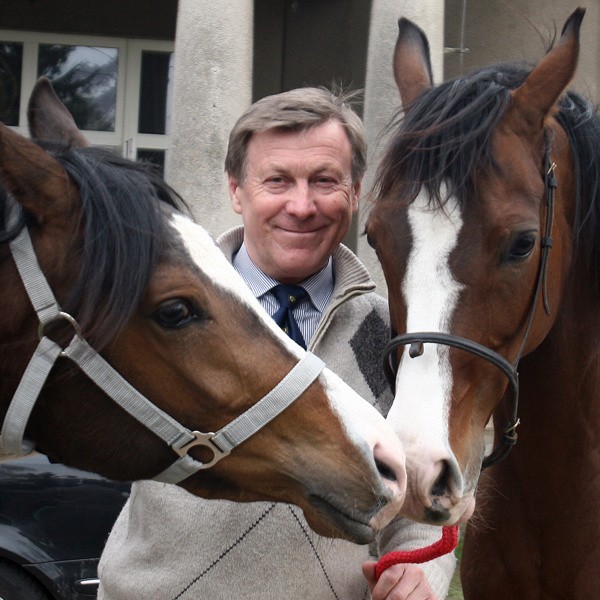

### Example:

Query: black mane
xmin=1 ymin=146 xmax=187 ymax=349
xmin=373 ymin=61 xmax=600 ymax=287
xmin=374 ymin=63 xmax=524 ymax=206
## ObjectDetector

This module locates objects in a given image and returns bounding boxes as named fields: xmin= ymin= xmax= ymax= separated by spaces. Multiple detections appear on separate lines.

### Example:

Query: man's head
xmin=225 ymin=87 xmax=367 ymax=185
xmin=225 ymin=87 xmax=367 ymax=284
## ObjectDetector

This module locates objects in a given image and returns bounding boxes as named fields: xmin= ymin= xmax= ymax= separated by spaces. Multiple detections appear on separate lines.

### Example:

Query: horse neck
xmin=508 ymin=269 xmax=600 ymax=470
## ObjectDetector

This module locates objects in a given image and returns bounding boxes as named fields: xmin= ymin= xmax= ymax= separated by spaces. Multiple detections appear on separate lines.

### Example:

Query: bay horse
xmin=366 ymin=8 xmax=600 ymax=598
xmin=0 ymin=77 xmax=408 ymax=545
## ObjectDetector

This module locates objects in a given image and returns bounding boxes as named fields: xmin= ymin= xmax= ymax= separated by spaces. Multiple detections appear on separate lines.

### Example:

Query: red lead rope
xmin=375 ymin=525 xmax=460 ymax=580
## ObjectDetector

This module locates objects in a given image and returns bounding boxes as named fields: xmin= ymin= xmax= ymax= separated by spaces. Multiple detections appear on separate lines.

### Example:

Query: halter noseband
xmin=382 ymin=132 xmax=557 ymax=470
xmin=0 ymin=200 xmax=325 ymax=483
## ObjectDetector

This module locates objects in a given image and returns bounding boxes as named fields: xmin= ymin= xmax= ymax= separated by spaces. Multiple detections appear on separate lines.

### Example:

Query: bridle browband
xmin=0 ymin=199 xmax=325 ymax=483
xmin=382 ymin=130 xmax=557 ymax=470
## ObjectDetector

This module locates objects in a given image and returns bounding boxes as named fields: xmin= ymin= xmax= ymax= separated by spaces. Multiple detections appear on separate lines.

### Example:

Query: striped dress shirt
xmin=232 ymin=243 xmax=334 ymax=346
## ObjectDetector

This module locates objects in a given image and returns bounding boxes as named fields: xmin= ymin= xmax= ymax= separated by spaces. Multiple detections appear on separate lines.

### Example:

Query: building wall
xmin=0 ymin=0 xmax=176 ymax=39
xmin=444 ymin=0 xmax=600 ymax=102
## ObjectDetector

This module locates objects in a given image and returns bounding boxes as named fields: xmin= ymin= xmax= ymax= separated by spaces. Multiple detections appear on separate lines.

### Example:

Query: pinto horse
xmin=366 ymin=8 xmax=600 ymax=598
xmin=0 ymin=77 xmax=407 ymax=545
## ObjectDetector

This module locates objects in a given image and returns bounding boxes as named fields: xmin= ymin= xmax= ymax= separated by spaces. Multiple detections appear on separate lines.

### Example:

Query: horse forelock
xmin=52 ymin=146 xmax=187 ymax=349
xmin=373 ymin=64 xmax=528 ymax=210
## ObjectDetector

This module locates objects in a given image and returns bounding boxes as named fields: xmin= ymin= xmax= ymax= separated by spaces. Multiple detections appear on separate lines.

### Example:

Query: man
xmin=98 ymin=88 xmax=455 ymax=600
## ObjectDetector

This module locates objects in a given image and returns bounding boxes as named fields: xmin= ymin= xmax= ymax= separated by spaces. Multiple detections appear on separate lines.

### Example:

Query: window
xmin=38 ymin=43 xmax=119 ymax=132
xmin=0 ymin=41 xmax=23 ymax=126
xmin=0 ymin=31 xmax=173 ymax=171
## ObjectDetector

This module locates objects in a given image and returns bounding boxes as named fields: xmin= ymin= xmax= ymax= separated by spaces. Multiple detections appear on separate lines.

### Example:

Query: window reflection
xmin=38 ymin=44 xmax=118 ymax=132
xmin=0 ymin=42 xmax=23 ymax=126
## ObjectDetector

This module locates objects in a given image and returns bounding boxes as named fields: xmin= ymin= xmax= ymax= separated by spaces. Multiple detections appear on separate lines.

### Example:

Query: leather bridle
xmin=382 ymin=132 xmax=557 ymax=469
xmin=0 ymin=199 xmax=325 ymax=482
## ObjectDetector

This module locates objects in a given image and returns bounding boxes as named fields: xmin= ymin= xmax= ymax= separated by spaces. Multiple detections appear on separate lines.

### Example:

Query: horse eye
xmin=365 ymin=232 xmax=377 ymax=249
xmin=506 ymin=233 xmax=536 ymax=262
xmin=153 ymin=299 xmax=198 ymax=329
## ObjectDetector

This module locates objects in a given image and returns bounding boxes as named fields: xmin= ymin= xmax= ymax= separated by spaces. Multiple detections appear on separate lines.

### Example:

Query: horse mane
xmin=1 ymin=145 xmax=188 ymax=349
xmin=555 ymin=94 xmax=600 ymax=287
xmin=373 ymin=61 xmax=600 ymax=290
xmin=372 ymin=63 xmax=527 ymax=207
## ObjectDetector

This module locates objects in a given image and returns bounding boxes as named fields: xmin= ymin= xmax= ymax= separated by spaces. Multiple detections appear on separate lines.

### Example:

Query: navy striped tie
xmin=271 ymin=284 xmax=307 ymax=349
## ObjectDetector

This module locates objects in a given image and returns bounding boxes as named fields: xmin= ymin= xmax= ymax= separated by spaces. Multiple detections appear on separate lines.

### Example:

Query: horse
xmin=365 ymin=8 xmax=600 ymax=598
xmin=0 ymin=76 xmax=408 ymax=546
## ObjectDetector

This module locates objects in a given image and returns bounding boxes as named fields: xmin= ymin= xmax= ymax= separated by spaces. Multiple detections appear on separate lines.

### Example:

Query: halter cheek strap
xmin=1 ymin=204 xmax=325 ymax=484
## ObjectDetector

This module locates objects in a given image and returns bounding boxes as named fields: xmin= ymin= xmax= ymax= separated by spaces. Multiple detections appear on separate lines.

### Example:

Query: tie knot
xmin=271 ymin=284 xmax=307 ymax=308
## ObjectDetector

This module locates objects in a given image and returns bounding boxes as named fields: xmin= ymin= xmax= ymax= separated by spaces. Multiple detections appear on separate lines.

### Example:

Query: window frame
xmin=0 ymin=30 xmax=173 ymax=156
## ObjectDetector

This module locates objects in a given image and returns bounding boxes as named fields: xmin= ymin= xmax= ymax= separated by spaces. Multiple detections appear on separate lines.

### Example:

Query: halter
xmin=0 ymin=200 xmax=325 ymax=483
xmin=382 ymin=132 xmax=557 ymax=470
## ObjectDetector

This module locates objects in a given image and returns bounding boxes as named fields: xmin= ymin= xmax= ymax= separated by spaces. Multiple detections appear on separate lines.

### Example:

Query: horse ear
xmin=509 ymin=8 xmax=585 ymax=133
xmin=0 ymin=122 xmax=75 ymax=224
xmin=393 ymin=17 xmax=433 ymax=110
xmin=28 ymin=76 xmax=91 ymax=148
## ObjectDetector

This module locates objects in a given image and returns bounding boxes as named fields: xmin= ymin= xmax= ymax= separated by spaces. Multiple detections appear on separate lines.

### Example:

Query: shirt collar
xmin=232 ymin=243 xmax=334 ymax=312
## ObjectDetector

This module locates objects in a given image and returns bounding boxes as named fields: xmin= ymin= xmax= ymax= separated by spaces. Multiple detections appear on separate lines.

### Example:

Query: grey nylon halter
xmin=0 ymin=202 xmax=325 ymax=483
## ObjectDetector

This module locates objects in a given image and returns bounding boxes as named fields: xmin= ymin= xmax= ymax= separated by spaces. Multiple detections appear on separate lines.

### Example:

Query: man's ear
xmin=351 ymin=179 xmax=362 ymax=212
xmin=228 ymin=174 xmax=243 ymax=214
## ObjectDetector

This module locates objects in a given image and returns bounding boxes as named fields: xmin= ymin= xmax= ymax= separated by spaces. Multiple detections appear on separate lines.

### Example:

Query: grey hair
xmin=225 ymin=87 xmax=366 ymax=184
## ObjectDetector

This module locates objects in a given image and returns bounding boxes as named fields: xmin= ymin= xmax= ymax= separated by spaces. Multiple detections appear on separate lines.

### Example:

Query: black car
xmin=0 ymin=453 xmax=130 ymax=600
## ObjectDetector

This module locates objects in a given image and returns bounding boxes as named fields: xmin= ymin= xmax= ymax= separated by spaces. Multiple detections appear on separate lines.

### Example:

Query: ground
xmin=447 ymin=570 xmax=464 ymax=600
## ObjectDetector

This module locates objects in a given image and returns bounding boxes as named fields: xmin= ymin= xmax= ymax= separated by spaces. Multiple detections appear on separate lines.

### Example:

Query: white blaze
xmin=387 ymin=186 xmax=463 ymax=456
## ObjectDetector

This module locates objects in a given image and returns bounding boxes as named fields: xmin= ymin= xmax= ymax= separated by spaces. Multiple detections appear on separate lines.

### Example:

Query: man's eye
xmin=313 ymin=178 xmax=338 ymax=190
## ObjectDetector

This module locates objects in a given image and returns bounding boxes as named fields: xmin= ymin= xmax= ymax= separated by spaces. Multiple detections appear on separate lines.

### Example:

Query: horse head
xmin=0 ymin=77 xmax=407 ymax=543
xmin=366 ymin=9 xmax=585 ymax=525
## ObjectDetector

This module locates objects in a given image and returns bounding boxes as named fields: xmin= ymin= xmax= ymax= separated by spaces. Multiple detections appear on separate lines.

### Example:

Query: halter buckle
xmin=174 ymin=431 xmax=231 ymax=469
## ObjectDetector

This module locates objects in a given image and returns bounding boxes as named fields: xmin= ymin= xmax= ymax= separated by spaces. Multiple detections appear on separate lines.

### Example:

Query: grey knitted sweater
xmin=98 ymin=228 xmax=456 ymax=599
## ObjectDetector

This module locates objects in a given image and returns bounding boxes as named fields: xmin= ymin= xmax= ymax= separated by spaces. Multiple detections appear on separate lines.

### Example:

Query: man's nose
xmin=285 ymin=181 xmax=318 ymax=218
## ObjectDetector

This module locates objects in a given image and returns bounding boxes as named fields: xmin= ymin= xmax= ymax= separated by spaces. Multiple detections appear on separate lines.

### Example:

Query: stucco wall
xmin=445 ymin=0 xmax=600 ymax=102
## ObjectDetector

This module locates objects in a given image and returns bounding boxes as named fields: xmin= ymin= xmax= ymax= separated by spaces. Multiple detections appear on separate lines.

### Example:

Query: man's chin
xmin=269 ymin=245 xmax=332 ymax=280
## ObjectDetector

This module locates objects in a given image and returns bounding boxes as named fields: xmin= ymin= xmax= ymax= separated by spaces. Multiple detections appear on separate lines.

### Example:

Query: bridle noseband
xmin=382 ymin=133 xmax=557 ymax=470
xmin=1 ymin=200 xmax=325 ymax=483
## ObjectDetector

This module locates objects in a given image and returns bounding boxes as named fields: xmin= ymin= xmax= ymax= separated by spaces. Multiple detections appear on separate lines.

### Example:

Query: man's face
xmin=228 ymin=120 xmax=361 ymax=284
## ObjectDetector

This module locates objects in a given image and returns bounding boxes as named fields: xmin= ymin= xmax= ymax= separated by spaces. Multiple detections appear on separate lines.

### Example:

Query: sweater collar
xmin=216 ymin=226 xmax=376 ymax=299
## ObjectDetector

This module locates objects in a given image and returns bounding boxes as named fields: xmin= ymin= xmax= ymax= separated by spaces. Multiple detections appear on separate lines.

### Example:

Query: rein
xmin=375 ymin=134 xmax=557 ymax=578
xmin=0 ymin=201 xmax=325 ymax=483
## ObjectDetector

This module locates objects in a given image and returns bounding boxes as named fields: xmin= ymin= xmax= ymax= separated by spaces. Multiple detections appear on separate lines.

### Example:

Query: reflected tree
xmin=39 ymin=44 xmax=117 ymax=131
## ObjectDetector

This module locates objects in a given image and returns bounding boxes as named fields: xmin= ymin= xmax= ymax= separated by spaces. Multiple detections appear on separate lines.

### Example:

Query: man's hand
xmin=362 ymin=561 xmax=438 ymax=600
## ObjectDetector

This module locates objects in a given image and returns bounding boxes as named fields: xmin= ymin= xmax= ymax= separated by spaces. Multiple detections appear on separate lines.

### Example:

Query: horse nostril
xmin=376 ymin=459 xmax=397 ymax=482
xmin=431 ymin=460 xmax=452 ymax=497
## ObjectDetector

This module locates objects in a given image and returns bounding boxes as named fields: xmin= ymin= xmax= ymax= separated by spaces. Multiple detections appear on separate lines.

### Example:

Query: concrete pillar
xmin=358 ymin=0 xmax=446 ymax=297
xmin=166 ymin=0 xmax=253 ymax=236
